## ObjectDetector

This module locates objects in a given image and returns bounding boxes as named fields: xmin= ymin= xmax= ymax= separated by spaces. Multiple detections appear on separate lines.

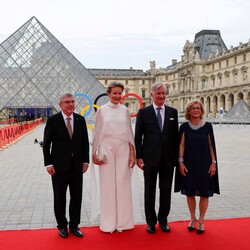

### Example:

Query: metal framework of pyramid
xmin=224 ymin=99 xmax=250 ymax=120
xmin=0 ymin=16 xmax=107 ymax=119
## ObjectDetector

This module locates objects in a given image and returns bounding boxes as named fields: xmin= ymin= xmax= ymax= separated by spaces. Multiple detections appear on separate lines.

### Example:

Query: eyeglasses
xmin=191 ymin=107 xmax=201 ymax=110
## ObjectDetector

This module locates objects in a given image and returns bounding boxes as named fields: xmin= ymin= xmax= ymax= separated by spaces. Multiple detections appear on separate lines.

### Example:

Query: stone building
xmin=88 ymin=68 xmax=154 ymax=115
xmin=1 ymin=16 xmax=249 ymax=119
xmin=91 ymin=30 xmax=250 ymax=118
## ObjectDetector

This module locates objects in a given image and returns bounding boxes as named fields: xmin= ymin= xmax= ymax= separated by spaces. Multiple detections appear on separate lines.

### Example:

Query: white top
xmin=92 ymin=101 xmax=134 ymax=154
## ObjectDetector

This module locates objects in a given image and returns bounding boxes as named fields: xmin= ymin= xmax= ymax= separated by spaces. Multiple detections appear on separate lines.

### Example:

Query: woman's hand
xmin=129 ymin=152 xmax=135 ymax=168
xmin=93 ymin=153 xmax=105 ymax=165
xmin=208 ymin=162 xmax=216 ymax=176
xmin=179 ymin=162 xmax=188 ymax=176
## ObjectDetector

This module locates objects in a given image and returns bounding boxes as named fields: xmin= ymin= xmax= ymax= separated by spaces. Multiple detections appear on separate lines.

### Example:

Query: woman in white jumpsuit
xmin=92 ymin=82 xmax=136 ymax=233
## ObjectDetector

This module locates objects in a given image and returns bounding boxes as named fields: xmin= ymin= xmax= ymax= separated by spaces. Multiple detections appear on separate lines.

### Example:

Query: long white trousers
xmin=98 ymin=137 xmax=134 ymax=232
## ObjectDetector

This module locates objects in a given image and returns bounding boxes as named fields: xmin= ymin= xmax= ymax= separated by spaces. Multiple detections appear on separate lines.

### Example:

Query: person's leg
xmin=52 ymin=173 xmax=69 ymax=230
xmin=144 ymin=165 xmax=158 ymax=226
xmin=98 ymin=140 xmax=116 ymax=233
xmin=115 ymin=141 xmax=134 ymax=231
xmin=158 ymin=164 xmax=174 ymax=225
xmin=187 ymin=196 xmax=196 ymax=221
xmin=187 ymin=196 xmax=197 ymax=231
xmin=199 ymin=196 xmax=209 ymax=223
xmin=68 ymin=169 xmax=83 ymax=230
xmin=197 ymin=196 xmax=209 ymax=233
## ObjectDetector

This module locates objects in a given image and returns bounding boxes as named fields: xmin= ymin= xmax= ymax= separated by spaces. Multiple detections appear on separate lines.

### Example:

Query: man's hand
xmin=46 ymin=166 xmax=55 ymax=176
xmin=136 ymin=158 xmax=144 ymax=170
xmin=83 ymin=163 xmax=89 ymax=173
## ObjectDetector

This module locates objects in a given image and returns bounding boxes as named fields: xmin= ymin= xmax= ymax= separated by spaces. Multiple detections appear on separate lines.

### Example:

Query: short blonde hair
xmin=185 ymin=101 xmax=205 ymax=120
xmin=106 ymin=81 xmax=124 ymax=94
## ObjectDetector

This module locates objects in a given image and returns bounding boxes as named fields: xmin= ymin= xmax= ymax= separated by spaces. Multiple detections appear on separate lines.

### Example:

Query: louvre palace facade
xmin=1 ymin=17 xmax=249 ymax=120
xmin=91 ymin=30 xmax=250 ymax=118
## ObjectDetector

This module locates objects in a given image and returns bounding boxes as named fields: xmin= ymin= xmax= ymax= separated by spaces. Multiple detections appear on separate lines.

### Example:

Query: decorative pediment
xmin=183 ymin=40 xmax=198 ymax=63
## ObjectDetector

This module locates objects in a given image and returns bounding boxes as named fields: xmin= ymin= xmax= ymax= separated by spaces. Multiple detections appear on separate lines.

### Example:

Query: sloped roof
xmin=194 ymin=30 xmax=228 ymax=60
xmin=89 ymin=68 xmax=146 ymax=77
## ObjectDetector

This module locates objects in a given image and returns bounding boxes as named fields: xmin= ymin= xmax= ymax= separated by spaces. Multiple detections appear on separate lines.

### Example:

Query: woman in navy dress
xmin=175 ymin=101 xmax=220 ymax=234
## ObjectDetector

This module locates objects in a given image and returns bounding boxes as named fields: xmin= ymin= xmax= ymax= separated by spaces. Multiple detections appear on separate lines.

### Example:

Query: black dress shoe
xmin=147 ymin=225 xmax=156 ymax=234
xmin=70 ymin=228 xmax=83 ymax=238
xmin=159 ymin=223 xmax=170 ymax=233
xmin=59 ymin=228 xmax=68 ymax=238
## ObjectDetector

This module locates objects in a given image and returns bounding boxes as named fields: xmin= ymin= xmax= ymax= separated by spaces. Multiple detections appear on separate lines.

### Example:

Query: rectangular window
xmin=141 ymin=89 xmax=146 ymax=98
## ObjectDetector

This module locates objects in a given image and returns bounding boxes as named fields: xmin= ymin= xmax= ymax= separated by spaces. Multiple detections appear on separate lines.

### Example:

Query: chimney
xmin=172 ymin=59 xmax=177 ymax=65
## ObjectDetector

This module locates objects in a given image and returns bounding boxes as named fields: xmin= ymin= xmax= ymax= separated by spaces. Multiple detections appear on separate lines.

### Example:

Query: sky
xmin=1 ymin=0 xmax=250 ymax=71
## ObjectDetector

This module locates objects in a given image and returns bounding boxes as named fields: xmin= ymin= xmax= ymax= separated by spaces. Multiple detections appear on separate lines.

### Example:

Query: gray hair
xmin=151 ymin=82 xmax=166 ymax=92
xmin=59 ymin=93 xmax=74 ymax=103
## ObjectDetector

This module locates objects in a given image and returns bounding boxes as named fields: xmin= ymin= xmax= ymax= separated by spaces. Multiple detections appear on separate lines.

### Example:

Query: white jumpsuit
xmin=92 ymin=101 xmax=135 ymax=232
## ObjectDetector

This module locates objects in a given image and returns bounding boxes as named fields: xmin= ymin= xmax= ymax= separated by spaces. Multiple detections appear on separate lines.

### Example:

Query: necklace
xmin=188 ymin=120 xmax=203 ymax=130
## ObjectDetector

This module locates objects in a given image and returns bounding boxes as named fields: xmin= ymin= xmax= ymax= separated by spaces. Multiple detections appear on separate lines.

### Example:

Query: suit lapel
xmin=72 ymin=113 xmax=79 ymax=139
xmin=163 ymin=105 xmax=171 ymax=131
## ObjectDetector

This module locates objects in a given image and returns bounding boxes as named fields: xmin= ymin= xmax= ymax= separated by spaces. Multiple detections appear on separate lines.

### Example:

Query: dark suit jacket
xmin=135 ymin=105 xmax=179 ymax=167
xmin=43 ymin=112 xmax=89 ymax=173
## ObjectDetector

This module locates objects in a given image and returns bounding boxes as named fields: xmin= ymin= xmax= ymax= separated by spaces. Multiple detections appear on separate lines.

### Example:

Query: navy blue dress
xmin=174 ymin=122 xmax=220 ymax=197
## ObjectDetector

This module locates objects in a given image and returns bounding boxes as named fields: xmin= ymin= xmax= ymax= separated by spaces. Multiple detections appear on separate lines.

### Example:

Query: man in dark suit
xmin=43 ymin=93 xmax=89 ymax=238
xmin=135 ymin=82 xmax=179 ymax=234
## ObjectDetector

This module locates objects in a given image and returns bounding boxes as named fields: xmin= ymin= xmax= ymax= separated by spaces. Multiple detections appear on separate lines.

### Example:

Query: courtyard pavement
xmin=0 ymin=122 xmax=250 ymax=230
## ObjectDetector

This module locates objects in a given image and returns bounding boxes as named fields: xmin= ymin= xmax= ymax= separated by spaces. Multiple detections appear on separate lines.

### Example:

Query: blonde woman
xmin=174 ymin=101 xmax=220 ymax=234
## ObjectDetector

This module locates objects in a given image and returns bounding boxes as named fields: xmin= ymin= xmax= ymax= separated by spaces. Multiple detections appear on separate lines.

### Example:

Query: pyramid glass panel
xmin=0 ymin=16 xmax=108 ymax=121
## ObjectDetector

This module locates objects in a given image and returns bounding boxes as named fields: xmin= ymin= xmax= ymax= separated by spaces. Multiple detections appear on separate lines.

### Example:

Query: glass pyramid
xmin=224 ymin=100 xmax=250 ymax=120
xmin=0 ymin=16 xmax=107 ymax=120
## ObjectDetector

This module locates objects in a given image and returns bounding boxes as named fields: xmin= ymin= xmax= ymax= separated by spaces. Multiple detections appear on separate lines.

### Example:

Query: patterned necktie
xmin=66 ymin=117 xmax=73 ymax=139
xmin=156 ymin=107 xmax=162 ymax=131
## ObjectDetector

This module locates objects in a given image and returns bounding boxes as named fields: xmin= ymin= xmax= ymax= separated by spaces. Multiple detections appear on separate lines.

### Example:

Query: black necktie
xmin=156 ymin=107 xmax=162 ymax=131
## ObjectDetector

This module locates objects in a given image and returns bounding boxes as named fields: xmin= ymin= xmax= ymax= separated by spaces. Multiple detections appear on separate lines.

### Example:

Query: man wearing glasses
xmin=43 ymin=93 xmax=89 ymax=238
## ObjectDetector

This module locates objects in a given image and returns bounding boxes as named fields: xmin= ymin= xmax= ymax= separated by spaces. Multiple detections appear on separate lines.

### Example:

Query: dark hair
xmin=106 ymin=81 xmax=124 ymax=94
